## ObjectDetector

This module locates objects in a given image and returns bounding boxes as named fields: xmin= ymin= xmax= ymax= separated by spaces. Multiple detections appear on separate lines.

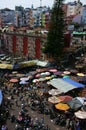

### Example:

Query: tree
xmin=43 ymin=0 xmax=65 ymax=61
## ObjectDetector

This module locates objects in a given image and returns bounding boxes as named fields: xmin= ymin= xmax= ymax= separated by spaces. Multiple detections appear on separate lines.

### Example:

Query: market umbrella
xmin=58 ymin=95 xmax=73 ymax=102
xmin=20 ymin=77 xmax=29 ymax=81
xmin=19 ymin=81 xmax=29 ymax=85
xmin=75 ymin=65 xmax=83 ymax=69
xmin=49 ymin=69 xmax=58 ymax=73
xmin=48 ymin=96 xmax=61 ymax=104
xmin=55 ymin=103 xmax=70 ymax=111
xmin=45 ymin=72 xmax=50 ymax=76
xmin=35 ymin=74 xmax=40 ymax=78
xmin=40 ymin=72 xmax=46 ymax=77
xmin=38 ymin=77 xmax=45 ymax=82
xmin=70 ymin=69 xmax=78 ymax=74
xmin=10 ymin=78 xmax=19 ymax=83
xmin=32 ymin=79 xmax=39 ymax=83
xmin=54 ymin=71 xmax=63 ymax=76
xmin=12 ymin=71 xmax=18 ymax=74
xmin=36 ymin=68 xmax=47 ymax=73
xmin=29 ymin=71 xmax=37 ymax=75
xmin=63 ymin=75 xmax=70 ymax=78
xmin=16 ymin=73 xmax=25 ymax=77
xmin=67 ymin=97 xmax=83 ymax=110
xmin=76 ymin=97 xmax=85 ymax=104
xmin=63 ymin=71 xmax=71 ymax=75
xmin=45 ymin=76 xmax=52 ymax=80
xmin=48 ymin=89 xmax=61 ymax=96
xmin=76 ymin=73 xmax=85 ymax=77
xmin=75 ymin=110 xmax=86 ymax=119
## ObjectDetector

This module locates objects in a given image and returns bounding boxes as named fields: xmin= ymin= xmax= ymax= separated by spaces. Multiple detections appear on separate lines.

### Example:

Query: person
xmin=75 ymin=119 xmax=81 ymax=130
xmin=10 ymin=113 xmax=16 ymax=122
xmin=1 ymin=125 xmax=8 ymax=130
xmin=66 ymin=118 xmax=75 ymax=130
xmin=66 ymin=118 xmax=70 ymax=130
xmin=15 ymin=99 xmax=18 ymax=106
xmin=41 ymin=117 xmax=44 ymax=124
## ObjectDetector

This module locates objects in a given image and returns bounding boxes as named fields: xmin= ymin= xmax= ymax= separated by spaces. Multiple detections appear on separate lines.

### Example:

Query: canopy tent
xmin=0 ymin=90 xmax=3 ymax=105
xmin=49 ymin=78 xmax=84 ymax=93
xmin=36 ymin=60 xmax=48 ymax=67
xmin=0 ymin=63 xmax=12 ymax=69
xmin=73 ymin=31 xmax=86 ymax=35
xmin=63 ymin=78 xmax=84 ymax=88
xmin=19 ymin=60 xmax=37 ymax=68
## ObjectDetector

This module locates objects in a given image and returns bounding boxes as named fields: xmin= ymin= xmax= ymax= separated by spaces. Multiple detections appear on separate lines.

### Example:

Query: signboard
xmin=68 ymin=25 xmax=74 ymax=31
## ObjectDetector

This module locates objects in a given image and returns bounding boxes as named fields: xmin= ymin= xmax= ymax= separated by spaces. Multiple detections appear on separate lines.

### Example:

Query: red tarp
xmin=64 ymin=33 xmax=71 ymax=47
xmin=12 ymin=36 xmax=16 ymax=53
xmin=23 ymin=36 xmax=28 ymax=55
xmin=35 ymin=38 xmax=41 ymax=59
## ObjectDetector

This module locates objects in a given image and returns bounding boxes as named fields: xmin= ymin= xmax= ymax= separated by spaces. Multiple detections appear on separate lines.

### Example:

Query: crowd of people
xmin=0 ymin=66 xmax=86 ymax=130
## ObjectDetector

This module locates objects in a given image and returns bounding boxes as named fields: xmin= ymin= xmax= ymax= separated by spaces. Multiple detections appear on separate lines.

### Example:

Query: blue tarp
xmin=0 ymin=90 xmax=3 ymax=105
xmin=62 ymin=78 xmax=85 ymax=88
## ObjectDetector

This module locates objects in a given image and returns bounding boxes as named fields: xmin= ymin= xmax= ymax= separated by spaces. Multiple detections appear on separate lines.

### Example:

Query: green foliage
xmin=43 ymin=0 xmax=65 ymax=60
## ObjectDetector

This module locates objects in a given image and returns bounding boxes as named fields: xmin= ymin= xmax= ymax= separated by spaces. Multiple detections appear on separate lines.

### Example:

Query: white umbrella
xmin=48 ymin=96 xmax=61 ymax=104
xmin=45 ymin=72 xmax=50 ymax=76
xmin=19 ymin=81 xmax=29 ymax=85
xmin=38 ymin=78 xmax=45 ymax=82
xmin=40 ymin=72 xmax=46 ymax=77
xmin=49 ymin=69 xmax=57 ymax=73
xmin=32 ymin=79 xmax=39 ymax=83
xmin=12 ymin=71 xmax=18 ymax=74
xmin=75 ymin=110 xmax=86 ymax=119
xmin=20 ymin=77 xmax=29 ymax=81
xmin=48 ymin=89 xmax=61 ymax=96
xmin=63 ymin=71 xmax=71 ymax=75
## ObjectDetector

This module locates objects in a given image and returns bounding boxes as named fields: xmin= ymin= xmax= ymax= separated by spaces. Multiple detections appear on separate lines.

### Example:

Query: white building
xmin=82 ymin=5 xmax=86 ymax=24
xmin=67 ymin=0 xmax=82 ymax=17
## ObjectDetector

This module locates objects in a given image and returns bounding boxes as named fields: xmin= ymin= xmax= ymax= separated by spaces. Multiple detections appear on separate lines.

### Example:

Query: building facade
xmin=67 ymin=0 xmax=82 ymax=17
xmin=2 ymin=32 xmax=46 ymax=60
xmin=82 ymin=5 xmax=86 ymax=24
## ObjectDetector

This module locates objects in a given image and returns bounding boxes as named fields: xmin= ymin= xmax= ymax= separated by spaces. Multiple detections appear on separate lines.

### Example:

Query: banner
xmin=35 ymin=38 xmax=41 ymax=59
xmin=23 ymin=36 xmax=28 ymax=55
xmin=64 ymin=33 xmax=71 ymax=47
xmin=12 ymin=35 xmax=16 ymax=53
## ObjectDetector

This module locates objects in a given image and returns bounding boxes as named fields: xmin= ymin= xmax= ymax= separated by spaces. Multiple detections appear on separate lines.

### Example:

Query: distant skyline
xmin=0 ymin=0 xmax=86 ymax=10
